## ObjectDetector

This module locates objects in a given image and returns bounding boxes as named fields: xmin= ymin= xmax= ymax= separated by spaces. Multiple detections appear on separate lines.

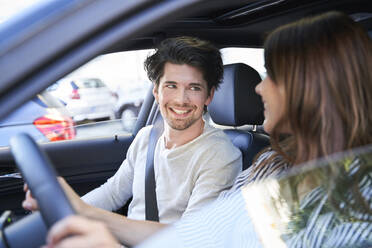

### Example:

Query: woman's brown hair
xmin=259 ymin=11 xmax=372 ymax=167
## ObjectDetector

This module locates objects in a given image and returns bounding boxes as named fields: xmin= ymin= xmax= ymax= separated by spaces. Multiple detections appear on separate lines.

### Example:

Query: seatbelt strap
xmin=145 ymin=118 xmax=163 ymax=221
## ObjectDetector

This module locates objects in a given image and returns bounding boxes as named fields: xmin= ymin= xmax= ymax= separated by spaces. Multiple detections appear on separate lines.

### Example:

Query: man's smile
xmin=169 ymin=106 xmax=193 ymax=117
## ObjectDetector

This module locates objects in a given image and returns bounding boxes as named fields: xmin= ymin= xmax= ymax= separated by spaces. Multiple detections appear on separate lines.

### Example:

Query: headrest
xmin=208 ymin=63 xmax=264 ymax=126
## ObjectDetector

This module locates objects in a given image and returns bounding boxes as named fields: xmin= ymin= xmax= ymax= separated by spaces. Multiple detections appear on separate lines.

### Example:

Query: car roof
xmin=0 ymin=0 xmax=371 ymax=121
xmin=107 ymin=0 xmax=372 ymax=52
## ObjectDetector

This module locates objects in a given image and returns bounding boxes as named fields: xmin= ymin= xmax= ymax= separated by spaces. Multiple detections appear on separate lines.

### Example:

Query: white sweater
xmin=82 ymin=122 xmax=242 ymax=223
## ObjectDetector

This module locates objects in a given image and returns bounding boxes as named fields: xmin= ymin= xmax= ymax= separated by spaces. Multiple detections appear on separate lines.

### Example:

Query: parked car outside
xmin=48 ymin=78 xmax=117 ymax=123
xmin=0 ymin=92 xmax=76 ymax=146
xmin=114 ymin=81 xmax=150 ymax=132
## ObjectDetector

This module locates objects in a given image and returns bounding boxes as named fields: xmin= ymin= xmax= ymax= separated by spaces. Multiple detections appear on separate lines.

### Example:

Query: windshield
xmin=0 ymin=0 xmax=42 ymax=24
xmin=242 ymin=145 xmax=372 ymax=247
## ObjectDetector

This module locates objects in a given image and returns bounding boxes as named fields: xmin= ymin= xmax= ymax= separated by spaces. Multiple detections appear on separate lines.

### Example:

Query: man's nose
xmin=174 ymin=88 xmax=189 ymax=103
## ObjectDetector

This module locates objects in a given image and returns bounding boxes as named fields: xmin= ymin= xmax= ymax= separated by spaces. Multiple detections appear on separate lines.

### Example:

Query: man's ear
xmin=152 ymin=84 xmax=159 ymax=104
xmin=205 ymin=87 xmax=215 ymax=106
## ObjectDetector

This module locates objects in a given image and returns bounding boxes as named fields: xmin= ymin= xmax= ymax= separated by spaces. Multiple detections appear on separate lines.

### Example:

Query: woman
xmin=43 ymin=11 xmax=372 ymax=248
xmin=255 ymin=10 xmax=372 ymax=172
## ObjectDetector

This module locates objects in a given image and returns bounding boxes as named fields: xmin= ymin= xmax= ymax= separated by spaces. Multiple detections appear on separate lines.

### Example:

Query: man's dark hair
xmin=144 ymin=36 xmax=223 ymax=94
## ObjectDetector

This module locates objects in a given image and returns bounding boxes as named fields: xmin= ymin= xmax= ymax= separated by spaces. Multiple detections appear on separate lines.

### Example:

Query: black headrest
xmin=208 ymin=63 xmax=264 ymax=126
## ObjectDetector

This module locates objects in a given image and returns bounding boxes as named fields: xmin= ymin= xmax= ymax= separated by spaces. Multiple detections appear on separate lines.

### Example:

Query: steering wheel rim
xmin=9 ymin=133 xmax=75 ymax=228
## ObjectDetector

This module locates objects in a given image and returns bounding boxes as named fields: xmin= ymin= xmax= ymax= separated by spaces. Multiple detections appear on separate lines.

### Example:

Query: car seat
xmin=208 ymin=63 xmax=270 ymax=170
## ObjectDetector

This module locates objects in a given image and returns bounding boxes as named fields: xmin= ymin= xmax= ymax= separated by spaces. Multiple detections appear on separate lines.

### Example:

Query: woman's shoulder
xmin=230 ymin=149 xmax=291 ymax=190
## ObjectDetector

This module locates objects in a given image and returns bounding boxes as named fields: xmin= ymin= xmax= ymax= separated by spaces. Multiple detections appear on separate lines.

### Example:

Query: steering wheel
xmin=0 ymin=133 xmax=75 ymax=248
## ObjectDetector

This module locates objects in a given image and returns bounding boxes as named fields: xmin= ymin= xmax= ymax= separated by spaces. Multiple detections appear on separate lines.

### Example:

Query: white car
xmin=48 ymin=78 xmax=117 ymax=123
xmin=114 ymin=82 xmax=150 ymax=132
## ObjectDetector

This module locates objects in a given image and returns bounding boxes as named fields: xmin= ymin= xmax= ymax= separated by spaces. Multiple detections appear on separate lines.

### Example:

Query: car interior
xmin=0 ymin=0 xmax=371 ymax=247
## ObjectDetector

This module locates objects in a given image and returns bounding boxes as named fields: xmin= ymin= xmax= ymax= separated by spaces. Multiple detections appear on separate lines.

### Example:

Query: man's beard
xmin=165 ymin=115 xmax=198 ymax=130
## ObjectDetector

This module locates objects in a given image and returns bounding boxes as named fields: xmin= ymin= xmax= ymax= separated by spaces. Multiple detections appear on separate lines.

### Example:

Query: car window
xmin=221 ymin=47 xmax=265 ymax=78
xmin=47 ymin=49 xmax=153 ymax=141
xmin=241 ymin=144 xmax=372 ymax=247
xmin=0 ymin=49 xmax=153 ymax=147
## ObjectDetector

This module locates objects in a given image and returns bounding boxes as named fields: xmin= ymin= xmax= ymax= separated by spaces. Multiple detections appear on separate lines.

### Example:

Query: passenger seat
xmin=208 ymin=63 xmax=270 ymax=170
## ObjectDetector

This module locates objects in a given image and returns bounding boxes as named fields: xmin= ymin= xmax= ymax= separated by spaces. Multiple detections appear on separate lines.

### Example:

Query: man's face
xmin=153 ymin=62 xmax=214 ymax=131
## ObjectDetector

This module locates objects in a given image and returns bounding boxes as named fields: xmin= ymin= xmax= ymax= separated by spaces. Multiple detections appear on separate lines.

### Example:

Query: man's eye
xmin=166 ymin=85 xmax=176 ymax=89
xmin=190 ymin=86 xmax=201 ymax=91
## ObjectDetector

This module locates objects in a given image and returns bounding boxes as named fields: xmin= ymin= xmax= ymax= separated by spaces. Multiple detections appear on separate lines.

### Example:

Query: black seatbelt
xmin=145 ymin=117 xmax=163 ymax=221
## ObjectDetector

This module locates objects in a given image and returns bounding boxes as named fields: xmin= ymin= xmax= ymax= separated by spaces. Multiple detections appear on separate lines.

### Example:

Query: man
xmin=24 ymin=36 xmax=242 ymax=247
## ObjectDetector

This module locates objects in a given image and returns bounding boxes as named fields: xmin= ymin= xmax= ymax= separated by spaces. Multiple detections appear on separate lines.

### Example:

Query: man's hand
xmin=22 ymin=183 xmax=39 ymax=211
xmin=22 ymin=177 xmax=88 ymax=213
xmin=42 ymin=215 xmax=119 ymax=248
xmin=23 ymin=177 xmax=166 ymax=246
